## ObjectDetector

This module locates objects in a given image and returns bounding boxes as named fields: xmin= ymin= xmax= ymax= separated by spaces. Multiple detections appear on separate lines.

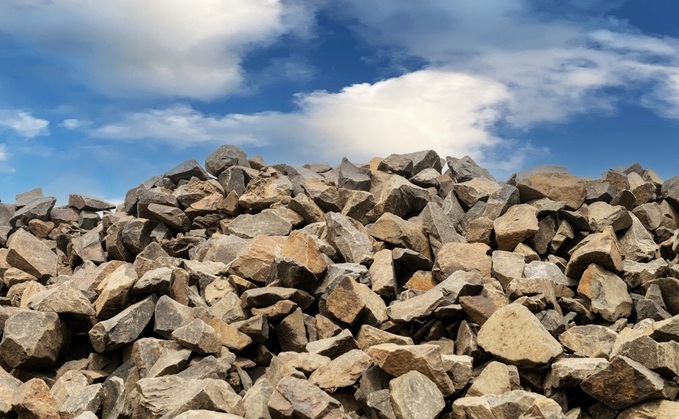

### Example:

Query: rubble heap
xmin=1 ymin=145 xmax=679 ymax=418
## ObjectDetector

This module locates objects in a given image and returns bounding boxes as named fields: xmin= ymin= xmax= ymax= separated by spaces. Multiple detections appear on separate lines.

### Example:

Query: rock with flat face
xmin=144 ymin=203 xmax=191 ymax=232
xmin=10 ymin=196 xmax=56 ymax=227
xmin=544 ymin=357 xmax=609 ymax=394
xmin=453 ymin=178 xmax=502 ymax=209
xmin=452 ymin=390 xmax=565 ymax=419
xmin=325 ymin=276 xmax=388 ymax=326
xmin=172 ymin=318 xmax=223 ymax=355
xmin=338 ymin=158 xmax=371 ymax=191
xmin=433 ymin=242 xmax=491 ymax=281
xmin=27 ymin=281 xmax=95 ymax=316
xmin=309 ymin=349 xmax=372 ymax=389
xmin=466 ymin=361 xmax=521 ymax=397
xmin=514 ymin=170 xmax=586 ymax=210
xmin=69 ymin=194 xmax=116 ymax=211
xmin=493 ymin=204 xmax=539 ymax=251
xmin=6 ymin=228 xmax=57 ymax=279
xmin=12 ymin=378 xmax=60 ymax=419
xmin=226 ymin=211 xmax=292 ymax=239
xmin=367 ymin=343 xmax=455 ymax=396
xmin=619 ymin=213 xmax=658 ymax=262
xmin=372 ymin=173 xmax=430 ymax=219
xmin=324 ymin=212 xmax=374 ymax=265
xmin=276 ymin=231 xmax=327 ymax=291
xmin=239 ymin=172 xmax=293 ymax=211
xmin=577 ymin=264 xmax=633 ymax=322
xmin=390 ymin=370 xmax=445 ymax=419
xmin=89 ymin=295 xmax=157 ymax=352
xmin=0 ymin=311 xmax=65 ymax=369
xmin=94 ymin=263 xmax=137 ymax=319
xmin=565 ymin=226 xmax=623 ymax=279
xmin=477 ymin=304 xmax=563 ymax=368
xmin=268 ymin=376 xmax=343 ymax=419
xmin=587 ymin=201 xmax=632 ymax=232
xmin=558 ymin=325 xmax=617 ymax=358
xmin=446 ymin=155 xmax=494 ymax=183
xmin=581 ymin=356 xmax=672 ymax=410
xmin=618 ymin=400 xmax=679 ymax=419
xmin=205 ymin=144 xmax=249 ymax=177
xmin=369 ymin=212 xmax=432 ymax=260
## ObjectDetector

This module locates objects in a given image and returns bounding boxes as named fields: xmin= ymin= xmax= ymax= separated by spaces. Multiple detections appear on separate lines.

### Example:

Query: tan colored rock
xmin=309 ymin=349 xmax=372 ymax=389
xmin=452 ymin=390 xmax=565 ymax=419
xmin=369 ymin=249 xmax=397 ymax=298
xmin=390 ymin=371 xmax=445 ymax=419
xmin=466 ymin=361 xmax=521 ymax=397
xmin=618 ymin=400 xmax=679 ymax=419
xmin=324 ymin=212 xmax=374 ymax=265
xmin=369 ymin=213 xmax=432 ymax=260
xmin=366 ymin=343 xmax=455 ymax=396
xmin=325 ymin=276 xmax=387 ymax=326
xmin=276 ymin=231 xmax=327 ymax=291
xmin=558 ymin=325 xmax=617 ymax=358
xmin=229 ymin=236 xmax=285 ymax=285
xmin=6 ymin=228 xmax=57 ymax=279
xmin=516 ymin=171 xmax=586 ymax=210
xmin=432 ymin=242 xmax=491 ymax=281
xmin=493 ymin=204 xmax=539 ymax=251
xmin=238 ymin=172 xmax=293 ymax=211
xmin=577 ymin=264 xmax=633 ymax=322
xmin=565 ymin=226 xmax=623 ymax=279
xmin=453 ymin=177 xmax=502 ymax=208
xmin=544 ymin=357 xmax=609 ymax=394
xmin=356 ymin=325 xmax=413 ymax=350
xmin=587 ymin=201 xmax=632 ymax=232
xmin=12 ymin=378 xmax=60 ymax=419
xmin=477 ymin=304 xmax=563 ymax=368
xmin=94 ymin=263 xmax=137 ymax=319
xmin=267 ymin=376 xmax=343 ymax=419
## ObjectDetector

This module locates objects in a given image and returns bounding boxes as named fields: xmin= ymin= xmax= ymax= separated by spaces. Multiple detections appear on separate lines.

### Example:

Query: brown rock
xmin=432 ymin=242 xmax=491 ymax=281
xmin=6 ymin=228 xmax=57 ymax=279
xmin=565 ymin=226 xmax=623 ymax=279
xmin=493 ymin=204 xmax=539 ymax=251
xmin=516 ymin=171 xmax=586 ymax=210
xmin=325 ymin=276 xmax=387 ymax=326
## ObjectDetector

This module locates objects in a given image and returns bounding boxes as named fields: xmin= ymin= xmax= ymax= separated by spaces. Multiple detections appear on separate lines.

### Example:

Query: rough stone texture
xmin=432 ymin=242 xmax=491 ymax=281
xmin=577 ymin=264 xmax=633 ymax=321
xmin=390 ymin=370 xmax=445 ymax=419
xmin=493 ymin=204 xmax=539 ymax=251
xmin=514 ymin=171 xmax=586 ymax=210
xmin=268 ymin=376 xmax=343 ymax=419
xmin=477 ymin=304 xmax=563 ymax=368
xmin=89 ymin=295 xmax=157 ymax=352
xmin=6 ymin=228 xmax=57 ymax=279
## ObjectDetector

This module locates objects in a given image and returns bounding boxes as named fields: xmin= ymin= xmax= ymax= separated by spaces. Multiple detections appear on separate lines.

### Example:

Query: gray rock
xmin=338 ymin=158 xmax=371 ymax=191
xmin=205 ymin=144 xmax=249 ymax=177
xmin=163 ymin=159 xmax=210 ymax=183
xmin=172 ymin=318 xmax=223 ymax=355
xmin=446 ymin=155 xmax=494 ymax=182
xmin=10 ymin=196 xmax=56 ymax=227
xmin=27 ymin=281 xmax=95 ymax=316
xmin=226 ymin=210 xmax=292 ymax=239
xmin=308 ymin=349 xmax=372 ymax=389
xmin=558 ymin=325 xmax=617 ymax=358
xmin=58 ymin=383 xmax=104 ymax=419
xmin=452 ymin=389 xmax=565 ymax=418
xmin=0 ymin=310 xmax=65 ymax=369
xmin=324 ymin=212 xmax=374 ymax=265
xmin=390 ymin=370 xmax=445 ymax=419
xmin=69 ymin=194 xmax=116 ymax=211
xmin=242 ymin=377 xmax=273 ymax=419
xmin=372 ymin=173 xmax=430 ymax=219
xmin=89 ymin=295 xmax=157 ymax=352
xmin=378 ymin=153 xmax=414 ymax=177
xmin=267 ymin=376 xmax=343 ymax=419
xmin=144 ymin=203 xmax=191 ymax=232
xmin=6 ymin=228 xmax=57 ymax=279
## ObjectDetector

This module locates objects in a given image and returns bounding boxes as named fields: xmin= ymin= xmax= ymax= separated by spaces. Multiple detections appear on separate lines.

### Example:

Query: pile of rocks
xmin=1 ymin=145 xmax=679 ymax=418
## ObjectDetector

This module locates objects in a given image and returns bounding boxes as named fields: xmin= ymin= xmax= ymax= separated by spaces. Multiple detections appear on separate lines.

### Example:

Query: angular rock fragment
xmin=309 ymin=349 xmax=372 ymax=389
xmin=6 ymin=228 xmax=57 ymax=279
xmin=0 ymin=310 xmax=65 ymax=369
xmin=390 ymin=370 xmax=445 ymax=419
xmin=432 ymin=242 xmax=491 ymax=281
xmin=493 ymin=204 xmax=539 ymax=251
xmin=89 ymin=295 xmax=157 ymax=352
xmin=268 ymin=376 xmax=343 ymax=419
xmin=577 ymin=264 xmax=633 ymax=322
xmin=477 ymin=304 xmax=563 ymax=368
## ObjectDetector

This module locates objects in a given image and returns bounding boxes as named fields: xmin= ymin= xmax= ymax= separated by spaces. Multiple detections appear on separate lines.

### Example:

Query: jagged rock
xmin=27 ymin=280 xmax=95 ymax=316
xmin=325 ymin=276 xmax=388 ymax=326
xmin=369 ymin=249 xmax=397 ymax=298
xmin=558 ymin=325 xmax=617 ymax=358
xmin=372 ymin=173 xmax=430 ymax=219
xmin=306 ymin=329 xmax=359 ymax=359
xmin=446 ymin=155 xmax=494 ymax=183
xmin=11 ymin=196 xmax=56 ymax=227
xmin=172 ymin=318 xmax=222 ymax=355
xmin=94 ymin=263 xmax=137 ymax=319
xmin=618 ymin=400 xmax=679 ymax=419
xmin=356 ymin=325 xmax=413 ymax=349
xmin=565 ymin=226 xmax=623 ymax=279
xmin=324 ymin=212 xmax=374 ymax=265
xmin=514 ymin=169 xmax=586 ymax=210
xmin=369 ymin=212 xmax=432 ymax=260
xmin=466 ymin=361 xmax=521 ymax=397
xmin=276 ymin=231 xmax=328 ymax=291
xmin=452 ymin=390 xmax=565 ymax=419
xmin=390 ymin=370 xmax=445 ymax=419
xmin=581 ymin=356 xmax=674 ymax=410
xmin=477 ymin=304 xmax=563 ymax=368
xmin=58 ymin=383 xmax=104 ymax=418
xmin=386 ymin=270 xmax=483 ymax=322
xmin=6 ymin=228 xmax=57 ymax=279
xmin=622 ymin=259 xmax=668 ymax=288
xmin=338 ymin=158 xmax=371 ymax=191
xmin=229 ymin=236 xmax=284 ymax=285
xmin=587 ymin=201 xmax=632 ymax=232
xmin=367 ymin=343 xmax=455 ymax=396
xmin=493 ymin=204 xmax=539 ymax=251
xmin=69 ymin=194 xmax=116 ymax=211
xmin=268 ymin=376 xmax=343 ymax=419
xmin=12 ymin=378 xmax=60 ymax=419
xmin=619 ymin=213 xmax=658 ymax=262
xmin=144 ymin=203 xmax=191 ymax=232
xmin=577 ymin=264 xmax=633 ymax=321
xmin=309 ymin=349 xmax=372 ymax=389
xmin=242 ymin=377 xmax=273 ymax=419
xmin=226 ymin=210 xmax=292 ymax=238
xmin=0 ymin=310 xmax=65 ymax=369
xmin=239 ymin=172 xmax=293 ymax=211
xmin=89 ymin=295 xmax=157 ymax=352
xmin=432 ymin=242 xmax=491 ymax=281
xmin=544 ymin=357 xmax=609 ymax=395
xmin=205 ymin=144 xmax=249 ymax=177
xmin=241 ymin=286 xmax=314 ymax=310
xmin=453 ymin=177 xmax=501 ymax=209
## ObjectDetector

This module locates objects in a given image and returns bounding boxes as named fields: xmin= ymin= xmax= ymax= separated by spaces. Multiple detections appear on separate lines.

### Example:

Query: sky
xmin=2 ymin=0 xmax=679 ymax=204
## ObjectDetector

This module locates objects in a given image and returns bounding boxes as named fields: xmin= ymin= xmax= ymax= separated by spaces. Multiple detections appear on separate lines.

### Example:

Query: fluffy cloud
xmin=0 ymin=109 xmax=49 ymax=138
xmin=0 ymin=0 xmax=315 ymax=99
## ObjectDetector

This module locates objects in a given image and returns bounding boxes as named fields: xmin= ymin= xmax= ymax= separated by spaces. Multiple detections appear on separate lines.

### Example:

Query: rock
xmin=491 ymin=250 xmax=525 ymax=290
xmin=451 ymin=390 xmax=565 ymax=419
xmin=432 ymin=242 xmax=491 ymax=281
xmin=229 ymin=236 xmax=285 ymax=285
xmin=372 ymin=173 xmax=430 ymax=219
xmin=367 ymin=343 xmax=455 ymax=396
xmin=324 ymin=212 xmax=374 ymax=265
xmin=356 ymin=325 xmax=413 ymax=350
xmin=69 ymin=194 xmax=116 ymax=211
xmin=390 ymin=370 xmax=445 ymax=419
xmin=369 ymin=249 xmax=397 ymax=298
xmin=276 ymin=231 xmax=328 ymax=291
xmin=453 ymin=177 xmax=502 ymax=209
xmin=558 ymin=325 xmax=617 ymax=358
xmin=205 ymin=144 xmax=249 ymax=177
xmin=309 ymin=349 xmax=372 ymax=389
xmin=94 ymin=263 xmax=138 ymax=319
xmin=172 ymin=318 xmax=223 ymax=355
xmin=226 ymin=210 xmax=292 ymax=238
xmin=306 ymin=329 xmax=359 ymax=359
xmin=420 ymin=202 xmax=465 ymax=253
xmin=493 ymin=204 xmax=539 ymax=251
xmin=581 ymin=356 xmax=673 ymax=410
xmin=387 ymin=270 xmax=483 ymax=322
xmin=446 ymin=155 xmax=494 ymax=182
xmin=477 ymin=304 xmax=563 ymax=368
xmin=0 ymin=310 xmax=65 ymax=369
xmin=338 ymin=158 xmax=371 ymax=191
xmin=466 ymin=361 xmax=521 ymax=397
xmin=565 ymin=226 xmax=623 ymax=279
xmin=12 ymin=378 xmax=60 ymax=419
xmin=6 ymin=228 xmax=57 ymax=279
xmin=587 ymin=201 xmax=632 ymax=232
xmin=242 ymin=377 xmax=273 ymax=419
xmin=241 ymin=286 xmax=314 ymax=310
xmin=577 ymin=264 xmax=633 ymax=322
xmin=58 ymin=383 xmax=104 ymax=418
xmin=619 ymin=213 xmax=658 ymax=262
xmin=11 ymin=196 xmax=56 ymax=227
xmin=369 ymin=212 xmax=432 ymax=260
xmin=514 ymin=170 xmax=586 ymax=210
xmin=27 ymin=281 xmax=95 ymax=316
xmin=618 ymin=400 xmax=679 ymax=419
xmin=275 ymin=307 xmax=308 ymax=352
xmin=89 ymin=295 xmax=157 ymax=352
xmin=268 ymin=376 xmax=343 ymax=419
xmin=133 ymin=266 xmax=173 ymax=295
xmin=544 ymin=357 xmax=609 ymax=394
xmin=144 ymin=203 xmax=191 ymax=232
xmin=154 ymin=294 xmax=195 ymax=338
xmin=325 ymin=276 xmax=388 ymax=326
xmin=239 ymin=172 xmax=293 ymax=211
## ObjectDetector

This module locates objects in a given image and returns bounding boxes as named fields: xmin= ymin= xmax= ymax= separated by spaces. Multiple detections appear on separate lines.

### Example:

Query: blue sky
xmin=2 ymin=0 xmax=679 ymax=204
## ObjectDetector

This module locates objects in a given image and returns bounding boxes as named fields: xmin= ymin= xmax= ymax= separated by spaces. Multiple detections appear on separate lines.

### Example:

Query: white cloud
xmin=0 ymin=109 xmax=49 ymax=138
xmin=0 ymin=0 xmax=316 ymax=100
